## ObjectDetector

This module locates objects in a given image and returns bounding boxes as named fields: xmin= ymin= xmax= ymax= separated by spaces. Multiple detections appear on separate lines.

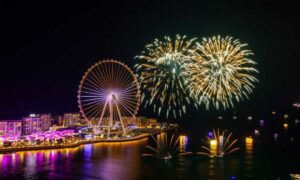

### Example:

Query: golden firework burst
xmin=184 ymin=35 xmax=258 ymax=109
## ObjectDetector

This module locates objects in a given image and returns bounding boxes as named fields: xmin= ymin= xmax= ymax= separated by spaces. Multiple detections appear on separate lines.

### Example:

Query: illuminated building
xmin=135 ymin=117 xmax=148 ymax=127
xmin=63 ymin=113 xmax=81 ymax=127
xmin=51 ymin=115 xmax=63 ymax=126
xmin=0 ymin=120 xmax=22 ymax=136
xmin=22 ymin=114 xmax=51 ymax=135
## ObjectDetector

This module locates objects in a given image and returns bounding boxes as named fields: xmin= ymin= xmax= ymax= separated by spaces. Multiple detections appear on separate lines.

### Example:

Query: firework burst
xmin=184 ymin=35 xmax=258 ymax=109
xmin=135 ymin=35 xmax=198 ymax=119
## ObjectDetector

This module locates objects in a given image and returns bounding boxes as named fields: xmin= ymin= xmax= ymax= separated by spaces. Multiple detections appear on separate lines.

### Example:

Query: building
xmin=22 ymin=114 xmax=52 ymax=135
xmin=51 ymin=115 xmax=63 ymax=126
xmin=135 ymin=116 xmax=148 ymax=128
xmin=0 ymin=120 xmax=22 ymax=136
xmin=134 ymin=117 xmax=158 ymax=128
xmin=63 ymin=113 xmax=81 ymax=127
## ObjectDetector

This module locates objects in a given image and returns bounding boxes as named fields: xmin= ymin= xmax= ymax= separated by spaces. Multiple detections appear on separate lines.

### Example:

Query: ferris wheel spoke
xmin=80 ymin=95 xmax=103 ymax=99
xmin=121 ymin=93 xmax=137 ymax=99
xmin=122 ymin=88 xmax=138 ymax=96
xmin=121 ymin=73 xmax=134 ymax=88
xmin=100 ymin=63 xmax=110 ymax=87
xmin=88 ymin=102 xmax=106 ymax=120
xmin=123 ymin=89 xmax=139 ymax=98
xmin=95 ymin=63 xmax=111 ymax=87
xmin=111 ymin=62 xmax=115 ymax=85
xmin=121 ymin=97 xmax=138 ymax=105
xmin=119 ymin=102 xmax=134 ymax=116
xmin=117 ymin=104 xmax=127 ymax=117
xmin=122 ymin=82 xmax=136 ymax=92
xmin=118 ymin=104 xmax=130 ymax=117
xmin=80 ymin=89 xmax=104 ymax=96
xmin=81 ymin=100 xmax=104 ymax=108
xmin=120 ymin=99 xmax=136 ymax=110
xmin=80 ymin=89 xmax=104 ymax=97
xmin=104 ymin=62 xmax=112 ymax=85
xmin=84 ymin=102 xmax=104 ymax=116
xmin=87 ymin=105 xmax=101 ymax=119
xmin=96 ymin=64 xmax=110 ymax=87
xmin=83 ymin=77 xmax=104 ymax=91
xmin=120 ymin=104 xmax=136 ymax=114
xmin=90 ymin=69 xmax=107 ymax=88
xmin=89 ymin=68 xmax=103 ymax=87
xmin=117 ymin=67 xmax=129 ymax=86
xmin=80 ymin=98 xmax=104 ymax=104
xmin=80 ymin=86 xmax=103 ymax=94
xmin=115 ymin=64 xmax=125 ymax=83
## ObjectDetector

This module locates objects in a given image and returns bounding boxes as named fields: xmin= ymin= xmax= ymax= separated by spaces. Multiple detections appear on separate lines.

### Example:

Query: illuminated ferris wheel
xmin=78 ymin=60 xmax=141 ymax=135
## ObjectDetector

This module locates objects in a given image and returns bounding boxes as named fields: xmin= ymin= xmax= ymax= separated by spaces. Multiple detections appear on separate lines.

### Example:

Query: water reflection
xmin=0 ymin=139 xmax=148 ymax=179
xmin=177 ymin=135 xmax=191 ymax=179
xmin=179 ymin=135 xmax=188 ymax=153
xmin=0 ymin=130 xmax=299 ymax=179
xmin=244 ymin=137 xmax=254 ymax=178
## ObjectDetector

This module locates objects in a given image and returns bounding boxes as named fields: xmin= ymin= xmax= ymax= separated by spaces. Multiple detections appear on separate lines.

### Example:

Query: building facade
xmin=63 ymin=113 xmax=81 ymax=127
xmin=51 ymin=115 xmax=63 ymax=126
xmin=22 ymin=114 xmax=52 ymax=135
xmin=0 ymin=120 xmax=23 ymax=136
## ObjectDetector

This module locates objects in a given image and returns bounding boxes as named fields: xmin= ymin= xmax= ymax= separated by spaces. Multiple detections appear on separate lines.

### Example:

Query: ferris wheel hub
xmin=107 ymin=92 xmax=118 ymax=101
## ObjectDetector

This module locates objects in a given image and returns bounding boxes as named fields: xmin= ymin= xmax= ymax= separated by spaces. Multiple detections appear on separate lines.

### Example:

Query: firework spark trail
xmin=184 ymin=35 xmax=258 ymax=109
xmin=197 ymin=129 xmax=240 ymax=157
xmin=135 ymin=35 xmax=198 ymax=119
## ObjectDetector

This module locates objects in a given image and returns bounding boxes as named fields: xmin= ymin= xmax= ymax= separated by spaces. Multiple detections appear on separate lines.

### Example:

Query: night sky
xmin=1 ymin=1 xmax=299 ymax=120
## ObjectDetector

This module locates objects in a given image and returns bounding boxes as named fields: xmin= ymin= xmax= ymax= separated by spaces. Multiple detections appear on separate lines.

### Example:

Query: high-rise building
xmin=63 ymin=113 xmax=81 ymax=127
xmin=22 ymin=114 xmax=52 ymax=135
xmin=51 ymin=115 xmax=63 ymax=126
xmin=0 ymin=120 xmax=22 ymax=136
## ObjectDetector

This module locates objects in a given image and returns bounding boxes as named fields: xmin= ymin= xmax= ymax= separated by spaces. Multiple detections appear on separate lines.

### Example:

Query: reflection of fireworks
xmin=142 ymin=133 xmax=192 ymax=160
xmin=197 ymin=129 xmax=239 ymax=157
xmin=184 ymin=36 xmax=258 ymax=109
xmin=135 ymin=35 xmax=198 ymax=119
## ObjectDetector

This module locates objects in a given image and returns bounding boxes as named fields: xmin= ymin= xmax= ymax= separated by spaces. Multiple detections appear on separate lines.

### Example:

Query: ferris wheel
xmin=78 ymin=60 xmax=141 ymax=135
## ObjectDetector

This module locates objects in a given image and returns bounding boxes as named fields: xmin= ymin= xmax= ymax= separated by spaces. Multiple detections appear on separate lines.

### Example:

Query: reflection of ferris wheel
xmin=78 ymin=60 xmax=141 ymax=135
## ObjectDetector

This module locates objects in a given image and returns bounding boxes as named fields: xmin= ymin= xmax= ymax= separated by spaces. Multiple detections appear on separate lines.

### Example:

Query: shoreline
xmin=0 ymin=134 xmax=149 ymax=153
xmin=0 ymin=127 xmax=177 ymax=153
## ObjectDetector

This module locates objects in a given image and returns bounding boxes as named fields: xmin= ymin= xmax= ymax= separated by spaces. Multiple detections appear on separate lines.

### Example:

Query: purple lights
xmin=0 ymin=129 xmax=77 ymax=148
xmin=259 ymin=120 xmax=264 ymax=127
xmin=208 ymin=132 xmax=213 ymax=139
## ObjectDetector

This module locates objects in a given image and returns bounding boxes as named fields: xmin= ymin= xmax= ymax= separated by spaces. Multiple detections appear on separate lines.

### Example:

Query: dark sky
xmin=0 ymin=1 xmax=299 ymax=119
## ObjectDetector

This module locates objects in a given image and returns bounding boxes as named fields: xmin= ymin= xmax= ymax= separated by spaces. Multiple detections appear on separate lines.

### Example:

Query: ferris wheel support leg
xmin=116 ymin=104 xmax=126 ymax=135
xmin=108 ymin=101 xmax=113 ymax=136
xmin=98 ymin=99 xmax=109 ymax=131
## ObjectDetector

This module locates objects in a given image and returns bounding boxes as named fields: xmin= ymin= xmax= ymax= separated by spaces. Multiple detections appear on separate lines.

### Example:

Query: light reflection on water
xmin=0 ymin=139 xmax=148 ymax=179
xmin=244 ymin=140 xmax=254 ymax=178
xmin=0 ymin=133 xmax=298 ymax=179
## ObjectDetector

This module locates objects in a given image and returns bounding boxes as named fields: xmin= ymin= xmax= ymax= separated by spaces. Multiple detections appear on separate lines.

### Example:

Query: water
xmin=0 ymin=121 xmax=300 ymax=179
